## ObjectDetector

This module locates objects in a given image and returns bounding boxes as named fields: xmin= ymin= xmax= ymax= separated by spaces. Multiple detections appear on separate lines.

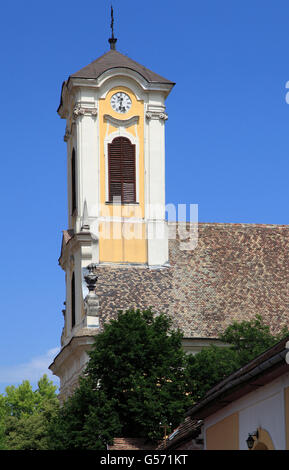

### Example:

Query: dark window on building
xmin=108 ymin=137 xmax=136 ymax=203
xmin=71 ymin=148 xmax=77 ymax=214
xmin=71 ymin=272 xmax=75 ymax=329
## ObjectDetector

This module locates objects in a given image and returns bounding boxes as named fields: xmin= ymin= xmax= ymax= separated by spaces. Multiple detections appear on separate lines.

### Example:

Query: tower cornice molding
xmin=145 ymin=104 xmax=168 ymax=121
xmin=59 ymin=231 xmax=98 ymax=270
xmin=68 ymin=69 xmax=174 ymax=93
xmin=94 ymin=68 xmax=174 ymax=95
xmin=59 ymin=73 xmax=173 ymax=118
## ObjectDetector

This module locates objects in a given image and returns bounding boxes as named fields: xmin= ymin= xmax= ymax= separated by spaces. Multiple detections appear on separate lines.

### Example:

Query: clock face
xmin=111 ymin=92 xmax=132 ymax=114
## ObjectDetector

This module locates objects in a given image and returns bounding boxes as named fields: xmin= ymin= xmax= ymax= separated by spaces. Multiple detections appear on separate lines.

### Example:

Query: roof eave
xmin=68 ymin=68 xmax=175 ymax=93
xmin=57 ymin=66 xmax=175 ymax=113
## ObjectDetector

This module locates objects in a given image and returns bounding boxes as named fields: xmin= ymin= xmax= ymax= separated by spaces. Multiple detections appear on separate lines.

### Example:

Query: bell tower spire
xmin=52 ymin=35 xmax=175 ymax=399
xmin=108 ymin=5 xmax=117 ymax=50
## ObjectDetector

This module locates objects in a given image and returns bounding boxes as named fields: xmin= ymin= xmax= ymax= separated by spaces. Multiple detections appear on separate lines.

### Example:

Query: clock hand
xmin=118 ymin=97 xmax=123 ymax=111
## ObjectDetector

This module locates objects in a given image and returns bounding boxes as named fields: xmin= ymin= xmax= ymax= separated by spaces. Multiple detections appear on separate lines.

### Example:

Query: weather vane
xmin=108 ymin=5 xmax=117 ymax=50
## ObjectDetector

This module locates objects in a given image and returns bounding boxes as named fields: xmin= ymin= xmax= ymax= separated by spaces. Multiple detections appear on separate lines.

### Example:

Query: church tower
xmin=49 ymin=23 xmax=175 ymax=398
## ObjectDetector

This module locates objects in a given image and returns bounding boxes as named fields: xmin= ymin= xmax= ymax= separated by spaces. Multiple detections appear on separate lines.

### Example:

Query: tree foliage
xmin=219 ymin=314 xmax=289 ymax=364
xmin=0 ymin=374 xmax=59 ymax=450
xmin=185 ymin=345 xmax=240 ymax=403
xmin=49 ymin=311 xmax=289 ymax=449
xmin=49 ymin=308 xmax=191 ymax=448
xmin=49 ymin=383 xmax=121 ymax=450
xmin=3 ymin=312 xmax=285 ymax=450
xmin=186 ymin=314 xmax=289 ymax=403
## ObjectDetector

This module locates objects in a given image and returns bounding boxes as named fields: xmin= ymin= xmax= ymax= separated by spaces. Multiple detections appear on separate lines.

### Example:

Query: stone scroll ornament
xmin=72 ymin=104 xmax=98 ymax=119
xmin=145 ymin=111 xmax=168 ymax=121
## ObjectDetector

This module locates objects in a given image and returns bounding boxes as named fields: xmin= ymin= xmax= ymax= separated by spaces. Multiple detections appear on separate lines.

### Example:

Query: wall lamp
xmin=246 ymin=430 xmax=259 ymax=450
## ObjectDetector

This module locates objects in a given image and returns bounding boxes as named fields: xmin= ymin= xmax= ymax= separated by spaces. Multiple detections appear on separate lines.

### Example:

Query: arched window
xmin=71 ymin=148 xmax=77 ymax=214
xmin=108 ymin=137 xmax=136 ymax=203
xmin=71 ymin=272 xmax=75 ymax=329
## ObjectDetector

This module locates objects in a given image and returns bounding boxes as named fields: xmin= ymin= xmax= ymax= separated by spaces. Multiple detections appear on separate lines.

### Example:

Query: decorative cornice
xmin=59 ymin=231 xmax=98 ymax=270
xmin=73 ymin=103 xmax=98 ymax=120
xmin=63 ymin=102 xmax=98 ymax=139
xmin=146 ymin=111 xmax=168 ymax=121
xmin=103 ymin=114 xmax=139 ymax=128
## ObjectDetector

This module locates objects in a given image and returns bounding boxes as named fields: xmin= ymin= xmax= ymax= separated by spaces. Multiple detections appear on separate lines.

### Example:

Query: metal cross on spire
xmin=108 ymin=5 xmax=117 ymax=50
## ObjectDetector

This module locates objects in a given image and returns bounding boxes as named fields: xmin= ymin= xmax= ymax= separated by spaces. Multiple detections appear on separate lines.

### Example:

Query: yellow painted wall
xmin=98 ymin=86 xmax=147 ymax=263
xmin=206 ymin=413 xmax=239 ymax=450
xmin=98 ymin=221 xmax=147 ymax=263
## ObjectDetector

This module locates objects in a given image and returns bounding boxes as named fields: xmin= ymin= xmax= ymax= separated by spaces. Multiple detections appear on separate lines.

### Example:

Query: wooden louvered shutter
xmin=122 ymin=137 xmax=136 ymax=203
xmin=108 ymin=137 xmax=136 ymax=203
xmin=108 ymin=138 xmax=122 ymax=201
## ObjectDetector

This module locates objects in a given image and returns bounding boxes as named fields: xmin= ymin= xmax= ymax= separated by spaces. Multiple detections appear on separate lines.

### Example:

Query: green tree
xmin=219 ymin=314 xmax=289 ymax=364
xmin=48 ymin=312 xmax=289 ymax=449
xmin=185 ymin=345 xmax=241 ymax=403
xmin=4 ymin=380 xmax=36 ymax=418
xmin=186 ymin=315 xmax=289 ymax=403
xmin=0 ymin=374 xmax=59 ymax=450
xmin=49 ymin=308 xmax=191 ymax=448
xmin=0 ymin=395 xmax=6 ymax=450
xmin=49 ymin=383 xmax=121 ymax=450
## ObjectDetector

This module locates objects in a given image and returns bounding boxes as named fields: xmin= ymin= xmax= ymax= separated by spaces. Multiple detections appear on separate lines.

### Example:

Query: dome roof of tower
xmin=69 ymin=49 xmax=175 ymax=85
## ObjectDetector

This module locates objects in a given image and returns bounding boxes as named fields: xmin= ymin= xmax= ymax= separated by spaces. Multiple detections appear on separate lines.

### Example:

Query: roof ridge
xmin=168 ymin=221 xmax=289 ymax=228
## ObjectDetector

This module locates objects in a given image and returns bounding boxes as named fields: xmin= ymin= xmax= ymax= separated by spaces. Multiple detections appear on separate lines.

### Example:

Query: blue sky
xmin=0 ymin=0 xmax=289 ymax=393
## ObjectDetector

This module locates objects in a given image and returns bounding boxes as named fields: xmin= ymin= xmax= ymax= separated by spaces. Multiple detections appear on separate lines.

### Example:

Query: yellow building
xmin=182 ymin=336 xmax=289 ymax=450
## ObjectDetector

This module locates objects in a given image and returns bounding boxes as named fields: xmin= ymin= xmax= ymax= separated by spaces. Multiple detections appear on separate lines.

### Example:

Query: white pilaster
xmin=145 ymin=104 xmax=169 ymax=266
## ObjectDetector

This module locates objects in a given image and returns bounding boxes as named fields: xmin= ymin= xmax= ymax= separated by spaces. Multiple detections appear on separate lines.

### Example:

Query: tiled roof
xmin=156 ymin=417 xmax=202 ymax=450
xmin=87 ymin=222 xmax=289 ymax=338
xmin=108 ymin=437 xmax=155 ymax=450
xmin=69 ymin=49 xmax=174 ymax=85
